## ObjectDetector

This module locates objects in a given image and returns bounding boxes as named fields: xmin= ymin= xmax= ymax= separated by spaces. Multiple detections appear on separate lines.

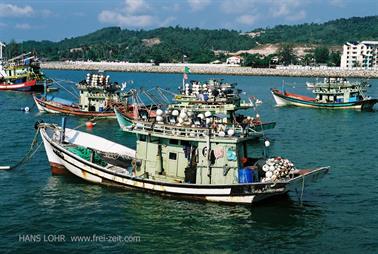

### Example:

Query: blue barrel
xmin=238 ymin=168 xmax=253 ymax=183
xmin=99 ymin=106 xmax=103 ymax=112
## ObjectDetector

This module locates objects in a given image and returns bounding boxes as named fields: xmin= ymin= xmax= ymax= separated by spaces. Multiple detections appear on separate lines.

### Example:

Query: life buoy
xmin=202 ymin=147 xmax=208 ymax=157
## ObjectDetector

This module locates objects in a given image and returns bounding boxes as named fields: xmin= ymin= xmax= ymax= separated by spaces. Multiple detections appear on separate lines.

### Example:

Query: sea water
xmin=0 ymin=70 xmax=377 ymax=253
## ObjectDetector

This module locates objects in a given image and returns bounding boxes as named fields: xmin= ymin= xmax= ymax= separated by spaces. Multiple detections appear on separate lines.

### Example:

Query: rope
xmin=300 ymin=175 xmax=305 ymax=205
xmin=1 ymin=127 xmax=42 ymax=170
xmin=50 ymin=78 xmax=80 ymax=99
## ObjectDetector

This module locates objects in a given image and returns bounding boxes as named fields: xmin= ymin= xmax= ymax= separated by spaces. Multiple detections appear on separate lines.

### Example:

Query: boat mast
xmin=0 ymin=42 xmax=5 ymax=60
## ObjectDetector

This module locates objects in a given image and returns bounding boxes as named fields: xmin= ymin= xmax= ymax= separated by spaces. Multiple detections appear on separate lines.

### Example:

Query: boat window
xmin=139 ymin=135 xmax=146 ymax=141
xmin=169 ymin=139 xmax=179 ymax=145
xmin=169 ymin=153 xmax=177 ymax=160
xmin=181 ymin=140 xmax=190 ymax=146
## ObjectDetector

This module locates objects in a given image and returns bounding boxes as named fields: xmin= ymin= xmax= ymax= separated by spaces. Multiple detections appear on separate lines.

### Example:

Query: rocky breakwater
xmin=41 ymin=61 xmax=378 ymax=78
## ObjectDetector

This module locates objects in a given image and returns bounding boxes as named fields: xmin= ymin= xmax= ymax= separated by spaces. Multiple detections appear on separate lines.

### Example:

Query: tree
xmin=314 ymin=46 xmax=329 ymax=64
xmin=328 ymin=51 xmax=341 ymax=66
xmin=5 ymin=39 xmax=20 ymax=58
xmin=278 ymin=44 xmax=296 ymax=65
xmin=243 ymin=53 xmax=272 ymax=68
xmin=302 ymin=53 xmax=315 ymax=66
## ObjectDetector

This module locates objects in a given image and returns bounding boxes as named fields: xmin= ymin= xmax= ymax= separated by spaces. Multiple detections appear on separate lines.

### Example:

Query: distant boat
xmin=0 ymin=78 xmax=38 ymax=91
xmin=34 ymin=72 xmax=129 ymax=118
xmin=271 ymin=78 xmax=377 ymax=110
xmin=306 ymin=81 xmax=315 ymax=88
xmin=0 ymin=52 xmax=45 ymax=91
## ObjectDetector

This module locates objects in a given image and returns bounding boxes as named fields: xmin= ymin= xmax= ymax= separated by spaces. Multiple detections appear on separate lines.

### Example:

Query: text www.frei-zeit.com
xmin=18 ymin=234 xmax=141 ymax=243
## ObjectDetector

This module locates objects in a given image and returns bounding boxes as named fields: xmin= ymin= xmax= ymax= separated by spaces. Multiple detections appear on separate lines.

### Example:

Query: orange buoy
xmin=85 ymin=121 xmax=95 ymax=128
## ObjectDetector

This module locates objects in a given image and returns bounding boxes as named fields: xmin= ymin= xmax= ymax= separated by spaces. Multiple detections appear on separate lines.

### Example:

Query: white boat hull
xmin=271 ymin=91 xmax=365 ymax=109
xmin=271 ymin=92 xmax=290 ymax=106
xmin=39 ymin=124 xmax=329 ymax=204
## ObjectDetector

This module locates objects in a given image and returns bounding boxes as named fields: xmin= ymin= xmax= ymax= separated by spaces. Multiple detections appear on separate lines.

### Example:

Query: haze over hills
xmin=5 ymin=15 xmax=378 ymax=63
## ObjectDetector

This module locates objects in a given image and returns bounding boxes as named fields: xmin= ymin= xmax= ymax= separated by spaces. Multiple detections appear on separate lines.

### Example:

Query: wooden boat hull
xmin=33 ymin=95 xmax=116 ymax=118
xmin=0 ymin=79 xmax=38 ymax=91
xmin=251 ymin=122 xmax=276 ymax=132
xmin=271 ymin=89 xmax=377 ymax=110
xmin=39 ymin=124 xmax=329 ymax=204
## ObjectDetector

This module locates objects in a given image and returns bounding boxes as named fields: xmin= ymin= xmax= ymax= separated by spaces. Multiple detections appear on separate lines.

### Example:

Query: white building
xmin=226 ymin=56 xmax=243 ymax=65
xmin=340 ymin=41 xmax=378 ymax=68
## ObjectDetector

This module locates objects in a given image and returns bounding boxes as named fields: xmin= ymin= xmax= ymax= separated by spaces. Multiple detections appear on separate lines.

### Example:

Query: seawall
xmin=41 ymin=61 xmax=378 ymax=78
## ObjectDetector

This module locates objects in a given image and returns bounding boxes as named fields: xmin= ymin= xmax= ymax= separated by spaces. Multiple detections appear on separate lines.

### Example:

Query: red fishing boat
xmin=0 ymin=78 xmax=37 ymax=91
xmin=0 ymin=51 xmax=44 ymax=91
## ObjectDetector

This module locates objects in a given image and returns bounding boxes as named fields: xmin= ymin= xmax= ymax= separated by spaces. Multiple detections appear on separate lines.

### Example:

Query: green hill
xmin=254 ymin=16 xmax=378 ymax=44
xmin=6 ymin=15 xmax=378 ymax=63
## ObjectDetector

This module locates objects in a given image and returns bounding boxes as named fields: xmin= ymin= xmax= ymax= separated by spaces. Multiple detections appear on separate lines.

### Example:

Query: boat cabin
xmin=132 ymin=125 xmax=262 ymax=185
xmin=77 ymin=73 xmax=126 ymax=112
xmin=314 ymin=82 xmax=367 ymax=103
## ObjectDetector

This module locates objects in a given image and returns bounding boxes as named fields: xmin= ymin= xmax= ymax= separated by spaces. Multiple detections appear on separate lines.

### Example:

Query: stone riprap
xmin=41 ymin=61 xmax=378 ymax=78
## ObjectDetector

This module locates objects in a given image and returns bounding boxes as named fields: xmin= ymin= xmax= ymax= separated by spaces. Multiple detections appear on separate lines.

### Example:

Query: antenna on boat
xmin=43 ymin=79 xmax=47 ymax=97
xmin=0 ymin=41 xmax=5 ymax=60
xmin=60 ymin=117 xmax=66 ymax=143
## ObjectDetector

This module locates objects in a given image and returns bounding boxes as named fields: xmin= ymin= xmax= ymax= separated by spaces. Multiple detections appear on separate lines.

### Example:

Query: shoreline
xmin=41 ymin=61 xmax=378 ymax=78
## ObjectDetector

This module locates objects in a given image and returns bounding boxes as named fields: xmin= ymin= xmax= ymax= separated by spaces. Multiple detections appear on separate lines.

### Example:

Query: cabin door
xmin=167 ymin=152 xmax=178 ymax=177
xmin=176 ymin=153 xmax=186 ymax=178
xmin=166 ymin=151 xmax=187 ymax=178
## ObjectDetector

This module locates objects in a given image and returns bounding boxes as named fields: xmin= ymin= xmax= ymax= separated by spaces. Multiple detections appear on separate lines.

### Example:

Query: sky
xmin=0 ymin=0 xmax=377 ymax=43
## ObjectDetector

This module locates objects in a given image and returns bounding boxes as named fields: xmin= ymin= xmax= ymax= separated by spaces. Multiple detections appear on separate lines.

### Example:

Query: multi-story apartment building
xmin=340 ymin=41 xmax=378 ymax=68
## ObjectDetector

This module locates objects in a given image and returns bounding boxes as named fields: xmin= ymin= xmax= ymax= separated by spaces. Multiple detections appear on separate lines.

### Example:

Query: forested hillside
xmin=4 ymin=16 xmax=378 ymax=64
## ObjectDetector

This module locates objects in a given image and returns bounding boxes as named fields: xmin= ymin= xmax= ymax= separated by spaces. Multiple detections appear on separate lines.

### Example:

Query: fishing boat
xmin=34 ymin=72 xmax=129 ymax=118
xmin=38 ymin=119 xmax=328 ymax=204
xmin=306 ymin=81 xmax=315 ymax=89
xmin=272 ymin=77 xmax=377 ymax=110
xmin=116 ymin=83 xmax=275 ymax=135
xmin=172 ymin=79 xmax=253 ymax=114
xmin=0 ymin=52 xmax=45 ymax=91
xmin=115 ymin=106 xmax=275 ymax=138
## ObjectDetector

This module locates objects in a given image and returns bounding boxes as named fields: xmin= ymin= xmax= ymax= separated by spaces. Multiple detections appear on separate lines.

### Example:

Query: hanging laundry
xmin=214 ymin=147 xmax=224 ymax=159
xmin=226 ymin=147 xmax=237 ymax=161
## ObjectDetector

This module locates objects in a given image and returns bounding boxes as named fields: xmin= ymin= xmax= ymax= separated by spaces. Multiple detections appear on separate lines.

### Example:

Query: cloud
xmin=236 ymin=15 xmax=257 ymax=25
xmin=73 ymin=12 xmax=86 ymax=17
xmin=269 ymin=0 xmax=301 ymax=18
xmin=286 ymin=10 xmax=306 ymax=21
xmin=329 ymin=0 xmax=344 ymax=7
xmin=15 ymin=23 xmax=32 ymax=30
xmin=187 ymin=0 xmax=211 ymax=11
xmin=220 ymin=0 xmax=306 ymax=21
xmin=40 ymin=9 xmax=53 ymax=17
xmin=0 ymin=3 xmax=34 ymax=17
xmin=220 ymin=0 xmax=258 ymax=14
xmin=162 ymin=3 xmax=180 ymax=12
xmin=98 ymin=0 xmax=175 ymax=28
xmin=160 ymin=16 xmax=176 ymax=27
xmin=99 ymin=10 xmax=154 ymax=27
xmin=123 ymin=0 xmax=151 ymax=14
